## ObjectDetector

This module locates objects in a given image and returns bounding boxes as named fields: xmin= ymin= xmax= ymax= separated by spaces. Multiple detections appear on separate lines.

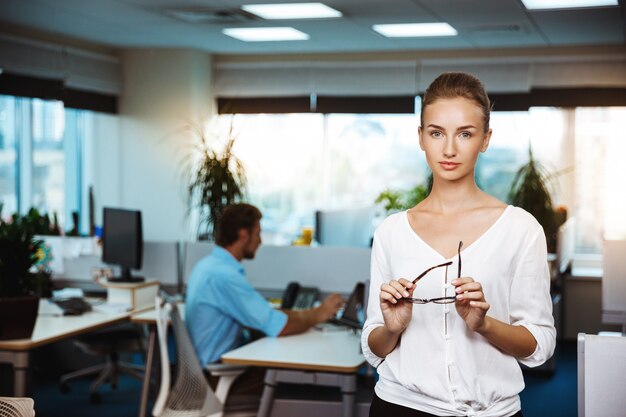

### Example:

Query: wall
xmin=115 ymin=49 xmax=213 ymax=240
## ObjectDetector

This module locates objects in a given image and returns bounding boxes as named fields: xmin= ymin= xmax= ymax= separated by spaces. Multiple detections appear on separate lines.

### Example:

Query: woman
xmin=362 ymin=72 xmax=556 ymax=417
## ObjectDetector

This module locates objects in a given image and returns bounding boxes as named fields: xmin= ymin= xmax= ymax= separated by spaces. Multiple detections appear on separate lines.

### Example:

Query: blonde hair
xmin=421 ymin=72 xmax=492 ymax=132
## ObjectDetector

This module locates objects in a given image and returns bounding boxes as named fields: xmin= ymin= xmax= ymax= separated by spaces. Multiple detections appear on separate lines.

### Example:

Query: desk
xmin=132 ymin=307 xmax=365 ymax=417
xmin=0 ymin=299 xmax=135 ymax=396
xmin=222 ymin=328 xmax=365 ymax=417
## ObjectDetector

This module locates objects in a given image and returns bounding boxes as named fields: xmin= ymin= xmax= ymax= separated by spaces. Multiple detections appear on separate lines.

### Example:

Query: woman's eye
xmin=431 ymin=131 xmax=443 ymax=138
xmin=459 ymin=132 xmax=471 ymax=139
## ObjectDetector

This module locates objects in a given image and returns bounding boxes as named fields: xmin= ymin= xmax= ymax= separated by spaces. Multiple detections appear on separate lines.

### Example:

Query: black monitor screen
xmin=102 ymin=207 xmax=144 ymax=283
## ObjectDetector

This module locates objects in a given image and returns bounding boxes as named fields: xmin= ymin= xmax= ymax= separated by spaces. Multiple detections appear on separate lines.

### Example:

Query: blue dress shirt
xmin=185 ymin=246 xmax=287 ymax=365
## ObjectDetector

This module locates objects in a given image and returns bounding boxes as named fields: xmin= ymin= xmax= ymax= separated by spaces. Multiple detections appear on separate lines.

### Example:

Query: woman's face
xmin=418 ymin=97 xmax=491 ymax=182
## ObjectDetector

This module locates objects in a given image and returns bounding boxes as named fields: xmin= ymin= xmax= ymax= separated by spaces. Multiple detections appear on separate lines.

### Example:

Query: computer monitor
xmin=102 ymin=207 xmax=144 ymax=283
xmin=335 ymin=282 xmax=365 ymax=329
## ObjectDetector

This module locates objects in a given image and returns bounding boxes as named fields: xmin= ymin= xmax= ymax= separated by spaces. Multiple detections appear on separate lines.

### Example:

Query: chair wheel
xmin=90 ymin=392 xmax=102 ymax=404
xmin=59 ymin=382 xmax=70 ymax=394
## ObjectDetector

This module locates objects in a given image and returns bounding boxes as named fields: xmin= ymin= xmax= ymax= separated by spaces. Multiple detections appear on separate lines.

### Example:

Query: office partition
xmin=181 ymin=241 xmax=216 ymax=284
xmin=137 ymin=241 xmax=180 ymax=288
xmin=243 ymin=245 xmax=371 ymax=294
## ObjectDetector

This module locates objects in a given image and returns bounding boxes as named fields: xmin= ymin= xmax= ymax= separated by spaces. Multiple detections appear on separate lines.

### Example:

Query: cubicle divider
xmin=51 ymin=240 xmax=182 ymax=293
xmin=181 ymin=241 xmax=216 ymax=285
xmin=243 ymin=245 xmax=371 ymax=294
xmin=54 ymin=239 xmax=371 ymax=298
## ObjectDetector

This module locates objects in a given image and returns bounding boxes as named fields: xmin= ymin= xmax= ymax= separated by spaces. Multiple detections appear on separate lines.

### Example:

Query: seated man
xmin=186 ymin=203 xmax=344 ymax=367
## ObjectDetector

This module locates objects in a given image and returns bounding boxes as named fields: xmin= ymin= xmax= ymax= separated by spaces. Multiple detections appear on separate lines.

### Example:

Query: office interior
xmin=0 ymin=0 xmax=625 ymax=416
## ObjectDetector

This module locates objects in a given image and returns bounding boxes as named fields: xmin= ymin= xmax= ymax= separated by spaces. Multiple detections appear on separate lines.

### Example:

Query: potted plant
xmin=508 ymin=147 xmax=559 ymax=253
xmin=375 ymin=174 xmax=433 ymax=212
xmin=178 ymin=119 xmax=247 ymax=240
xmin=0 ymin=204 xmax=46 ymax=340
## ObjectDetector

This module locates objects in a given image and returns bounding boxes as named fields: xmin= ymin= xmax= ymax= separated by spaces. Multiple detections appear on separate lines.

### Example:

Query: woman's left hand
xmin=452 ymin=277 xmax=490 ymax=332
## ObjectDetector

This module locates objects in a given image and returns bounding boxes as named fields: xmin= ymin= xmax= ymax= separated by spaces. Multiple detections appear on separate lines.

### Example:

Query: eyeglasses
xmin=403 ymin=241 xmax=463 ymax=305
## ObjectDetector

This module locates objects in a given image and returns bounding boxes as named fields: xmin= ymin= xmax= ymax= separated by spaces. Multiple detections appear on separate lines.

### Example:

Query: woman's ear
xmin=418 ymin=126 xmax=425 ymax=151
xmin=480 ymin=128 xmax=492 ymax=153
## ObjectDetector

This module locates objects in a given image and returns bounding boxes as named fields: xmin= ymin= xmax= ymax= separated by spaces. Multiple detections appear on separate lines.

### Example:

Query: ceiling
xmin=0 ymin=0 xmax=624 ymax=55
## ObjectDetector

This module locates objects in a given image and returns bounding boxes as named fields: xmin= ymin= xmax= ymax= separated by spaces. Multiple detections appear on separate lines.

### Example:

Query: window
xmin=222 ymin=106 xmax=625 ymax=255
xmin=0 ymin=96 xmax=17 ymax=214
xmin=0 ymin=95 xmax=89 ymax=233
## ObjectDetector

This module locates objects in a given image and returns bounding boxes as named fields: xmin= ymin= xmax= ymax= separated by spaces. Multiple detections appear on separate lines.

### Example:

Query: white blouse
xmin=361 ymin=206 xmax=556 ymax=417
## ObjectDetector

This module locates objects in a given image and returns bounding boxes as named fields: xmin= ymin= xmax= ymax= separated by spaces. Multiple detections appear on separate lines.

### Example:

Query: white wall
xmin=114 ymin=48 xmax=214 ymax=240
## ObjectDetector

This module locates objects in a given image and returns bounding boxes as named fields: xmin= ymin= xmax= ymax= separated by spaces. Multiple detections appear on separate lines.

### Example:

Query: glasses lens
xmin=432 ymin=297 xmax=456 ymax=304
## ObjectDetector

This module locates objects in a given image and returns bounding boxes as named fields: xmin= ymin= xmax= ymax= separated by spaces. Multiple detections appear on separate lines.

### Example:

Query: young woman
xmin=362 ymin=72 xmax=556 ymax=417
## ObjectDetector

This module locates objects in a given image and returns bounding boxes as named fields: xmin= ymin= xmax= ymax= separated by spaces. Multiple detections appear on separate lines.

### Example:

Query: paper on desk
xmin=93 ymin=301 xmax=132 ymax=314
xmin=52 ymin=288 xmax=84 ymax=299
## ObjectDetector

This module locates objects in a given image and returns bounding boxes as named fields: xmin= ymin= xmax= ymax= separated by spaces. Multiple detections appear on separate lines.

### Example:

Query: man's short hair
xmin=215 ymin=203 xmax=262 ymax=247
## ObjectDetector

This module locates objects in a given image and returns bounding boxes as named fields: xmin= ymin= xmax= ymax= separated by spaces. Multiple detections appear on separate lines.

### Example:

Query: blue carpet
xmin=30 ymin=340 xmax=578 ymax=417
xmin=520 ymin=340 xmax=577 ymax=417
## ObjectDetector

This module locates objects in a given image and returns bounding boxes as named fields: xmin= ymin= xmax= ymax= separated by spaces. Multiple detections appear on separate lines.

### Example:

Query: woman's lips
xmin=439 ymin=161 xmax=461 ymax=170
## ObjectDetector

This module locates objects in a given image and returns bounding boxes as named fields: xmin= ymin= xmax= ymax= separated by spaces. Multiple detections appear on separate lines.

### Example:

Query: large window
xmin=0 ymin=95 xmax=89 ymax=233
xmin=221 ymin=106 xmax=626 ymax=254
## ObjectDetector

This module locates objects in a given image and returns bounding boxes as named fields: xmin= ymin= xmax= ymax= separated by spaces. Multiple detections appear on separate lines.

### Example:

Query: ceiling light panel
xmin=222 ymin=27 xmax=310 ymax=41
xmin=241 ymin=2 xmax=342 ymax=19
xmin=521 ymin=0 xmax=618 ymax=10
xmin=373 ymin=23 xmax=458 ymax=38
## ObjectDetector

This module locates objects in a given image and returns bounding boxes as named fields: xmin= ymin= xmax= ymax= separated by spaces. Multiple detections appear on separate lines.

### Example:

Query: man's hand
xmin=317 ymin=293 xmax=344 ymax=321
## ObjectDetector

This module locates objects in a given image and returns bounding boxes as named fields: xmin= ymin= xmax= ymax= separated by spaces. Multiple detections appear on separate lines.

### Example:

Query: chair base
xmin=60 ymin=359 xmax=144 ymax=402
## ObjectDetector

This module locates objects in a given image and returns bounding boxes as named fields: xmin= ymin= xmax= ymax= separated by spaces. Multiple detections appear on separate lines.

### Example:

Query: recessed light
xmin=241 ymin=3 xmax=342 ymax=19
xmin=222 ymin=27 xmax=310 ymax=42
xmin=521 ymin=0 xmax=618 ymax=10
xmin=372 ymin=23 xmax=457 ymax=38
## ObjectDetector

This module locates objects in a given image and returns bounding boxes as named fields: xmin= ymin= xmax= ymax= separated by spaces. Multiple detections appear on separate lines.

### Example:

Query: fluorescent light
xmin=222 ymin=27 xmax=310 ymax=42
xmin=242 ymin=2 xmax=342 ymax=19
xmin=373 ymin=23 xmax=457 ymax=38
xmin=521 ymin=0 xmax=618 ymax=10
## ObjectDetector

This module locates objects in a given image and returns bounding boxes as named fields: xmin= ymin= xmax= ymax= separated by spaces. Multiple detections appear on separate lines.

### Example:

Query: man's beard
xmin=243 ymin=249 xmax=256 ymax=260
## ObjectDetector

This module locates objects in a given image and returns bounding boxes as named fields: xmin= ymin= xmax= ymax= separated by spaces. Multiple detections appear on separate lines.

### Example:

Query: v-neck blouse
xmin=361 ymin=206 xmax=556 ymax=417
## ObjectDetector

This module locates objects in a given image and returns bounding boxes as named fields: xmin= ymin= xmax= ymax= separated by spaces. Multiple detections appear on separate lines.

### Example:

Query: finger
xmin=397 ymin=278 xmax=414 ymax=289
xmin=456 ymin=291 xmax=484 ymax=301
xmin=380 ymin=283 xmax=403 ymax=300
xmin=468 ymin=300 xmax=490 ymax=311
xmin=389 ymin=280 xmax=411 ymax=298
xmin=379 ymin=290 xmax=399 ymax=304
xmin=452 ymin=277 xmax=475 ymax=286
xmin=455 ymin=282 xmax=482 ymax=294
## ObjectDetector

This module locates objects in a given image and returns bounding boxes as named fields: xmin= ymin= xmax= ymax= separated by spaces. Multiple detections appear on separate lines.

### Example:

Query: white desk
xmin=0 ymin=299 xmax=136 ymax=396
xmin=222 ymin=328 xmax=365 ymax=417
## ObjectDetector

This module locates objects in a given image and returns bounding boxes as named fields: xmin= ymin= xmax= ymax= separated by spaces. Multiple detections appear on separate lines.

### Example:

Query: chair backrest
xmin=153 ymin=295 xmax=222 ymax=417
xmin=577 ymin=333 xmax=626 ymax=417
xmin=0 ymin=397 xmax=35 ymax=417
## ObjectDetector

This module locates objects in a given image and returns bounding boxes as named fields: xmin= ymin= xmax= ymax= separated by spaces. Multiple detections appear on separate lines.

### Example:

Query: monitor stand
xmin=107 ymin=266 xmax=145 ymax=283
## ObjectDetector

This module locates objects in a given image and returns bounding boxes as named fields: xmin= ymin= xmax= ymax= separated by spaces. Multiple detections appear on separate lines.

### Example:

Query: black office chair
xmin=59 ymin=324 xmax=145 ymax=403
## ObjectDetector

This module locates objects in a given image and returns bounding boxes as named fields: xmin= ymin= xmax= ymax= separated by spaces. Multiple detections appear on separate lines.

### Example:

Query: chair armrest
xmin=204 ymin=363 xmax=248 ymax=377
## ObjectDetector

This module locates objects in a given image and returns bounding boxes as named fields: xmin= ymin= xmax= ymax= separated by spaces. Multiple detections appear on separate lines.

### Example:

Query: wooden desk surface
xmin=0 ymin=299 xmax=138 ymax=351
xmin=222 ymin=328 xmax=365 ymax=374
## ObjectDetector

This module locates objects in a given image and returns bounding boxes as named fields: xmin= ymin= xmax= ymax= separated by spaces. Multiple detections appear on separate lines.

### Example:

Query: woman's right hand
xmin=379 ymin=278 xmax=415 ymax=334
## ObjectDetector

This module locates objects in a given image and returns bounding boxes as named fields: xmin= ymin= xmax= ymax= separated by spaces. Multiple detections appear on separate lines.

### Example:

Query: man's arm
xmin=279 ymin=293 xmax=344 ymax=336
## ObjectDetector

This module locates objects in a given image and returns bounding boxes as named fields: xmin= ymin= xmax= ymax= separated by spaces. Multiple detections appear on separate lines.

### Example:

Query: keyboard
xmin=54 ymin=298 xmax=93 ymax=315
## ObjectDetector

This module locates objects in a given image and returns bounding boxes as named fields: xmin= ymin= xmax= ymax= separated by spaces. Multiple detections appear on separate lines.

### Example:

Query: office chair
xmin=577 ymin=333 xmax=626 ymax=417
xmin=153 ymin=295 xmax=253 ymax=417
xmin=59 ymin=324 xmax=145 ymax=403
xmin=0 ymin=397 xmax=35 ymax=417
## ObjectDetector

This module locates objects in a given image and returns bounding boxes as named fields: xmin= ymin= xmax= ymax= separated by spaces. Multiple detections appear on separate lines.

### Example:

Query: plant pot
xmin=0 ymin=296 xmax=40 ymax=340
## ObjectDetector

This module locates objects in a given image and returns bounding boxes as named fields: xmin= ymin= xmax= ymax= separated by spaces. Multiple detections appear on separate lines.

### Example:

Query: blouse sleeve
xmin=509 ymin=224 xmax=557 ymax=367
xmin=361 ymin=227 xmax=391 ymax=368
